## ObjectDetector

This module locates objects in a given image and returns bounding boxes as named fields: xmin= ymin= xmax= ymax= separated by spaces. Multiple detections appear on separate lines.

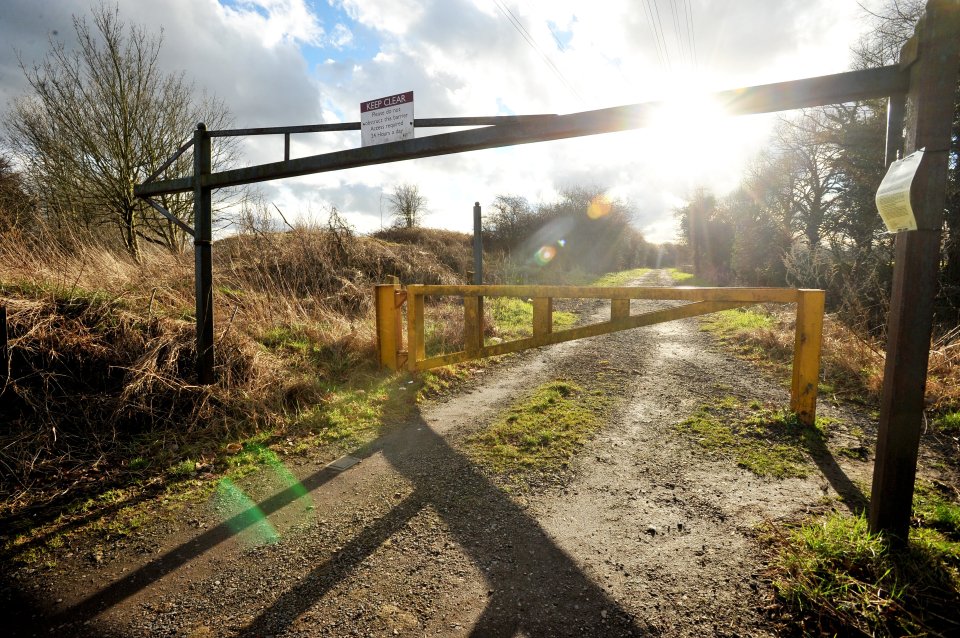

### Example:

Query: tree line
xmin=1 ymin=3 xmax=236 ymax=259
xmin=675 ymin=0 xmax=958 ymax=336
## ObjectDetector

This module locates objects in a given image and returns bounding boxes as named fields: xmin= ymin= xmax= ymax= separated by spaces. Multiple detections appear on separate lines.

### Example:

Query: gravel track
xmin=4 ymin=269 xmax=878 ymax=637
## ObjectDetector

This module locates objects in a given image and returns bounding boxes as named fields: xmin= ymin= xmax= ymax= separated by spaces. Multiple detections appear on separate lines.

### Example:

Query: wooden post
xmin=464 ymin=296 xmax=482 ymax=356
xmin=375 ymin=283 xmax=402 ymax=370
xmin=870 ymin=0 xmax=960 ymax=543
xmin=406 ymin=289 xmax=425 ymax=371
xmin=611 ymin=298 xmax=630 ymax=321
xmin=790 ymin=290 xmax=825 ymax=426
xmin=193 ymin=123 xmax=215 ymax=384
xmin=533 ymin=297 xmax=553 ymax=337
xmin=0 ymin=304 xmax=7 ymax=383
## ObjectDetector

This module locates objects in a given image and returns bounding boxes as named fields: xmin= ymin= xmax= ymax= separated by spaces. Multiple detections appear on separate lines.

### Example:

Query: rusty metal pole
xmin=194 ymin=123 xmax=215 ymax=384
xmin=869 ymin=0 xmax=960 ymax=544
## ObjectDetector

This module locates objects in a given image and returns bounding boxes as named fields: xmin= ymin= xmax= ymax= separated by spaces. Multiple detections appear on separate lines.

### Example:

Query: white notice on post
xmin=360 ymin=91 xmax=414 ymax=147
xmin=875 ymin=149 xmax=923 ymax=233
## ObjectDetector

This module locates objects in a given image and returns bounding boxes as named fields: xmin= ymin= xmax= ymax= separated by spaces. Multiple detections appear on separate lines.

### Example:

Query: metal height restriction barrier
xmin=375 ymin=284 xmax=825 ymax=426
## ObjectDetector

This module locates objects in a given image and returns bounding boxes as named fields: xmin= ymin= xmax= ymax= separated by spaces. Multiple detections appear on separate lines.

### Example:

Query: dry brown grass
xmin=713 ymin=306 xmax=959 ymax=412
xmin=0 ymin=218 xmax=474 ymax=517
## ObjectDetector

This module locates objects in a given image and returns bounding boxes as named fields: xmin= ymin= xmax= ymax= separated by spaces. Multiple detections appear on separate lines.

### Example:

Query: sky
xmin=0 ymin=0 xmax=881 ymax=242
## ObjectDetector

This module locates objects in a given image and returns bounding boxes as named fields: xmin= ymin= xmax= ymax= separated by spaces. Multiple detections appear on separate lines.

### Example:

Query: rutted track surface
xmin=6 ymin=270 xmax=876 ymax=637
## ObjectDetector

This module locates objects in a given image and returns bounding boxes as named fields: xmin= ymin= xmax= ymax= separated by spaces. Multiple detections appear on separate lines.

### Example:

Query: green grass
xmin=767 ymin=510 xmax=960 ymax=637
xmin=468 ymin=380 xmax=607 ymax=479
xmin=489 ymin=297 xmax=576 ymax=340
xmin=590 ymin=268 xmax=651 ymax=287
xmin=674 ymin=398 xmax=829 ymax=479
xmin=700 ymin=308 xmax=774 ymax=336
xmin=667 ymin=268 xmax=711 ymax=286
xmin=935 ymin=411 xmax=960 ymax=432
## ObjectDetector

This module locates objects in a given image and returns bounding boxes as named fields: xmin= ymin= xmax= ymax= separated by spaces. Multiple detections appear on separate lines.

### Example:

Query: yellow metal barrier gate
xmin=376 ymin=284 xmax=825 ymax=425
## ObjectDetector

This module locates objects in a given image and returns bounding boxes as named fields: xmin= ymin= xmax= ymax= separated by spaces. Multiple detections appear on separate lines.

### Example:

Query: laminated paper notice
xmin=875 ymin=149 xmax=923 ymax=233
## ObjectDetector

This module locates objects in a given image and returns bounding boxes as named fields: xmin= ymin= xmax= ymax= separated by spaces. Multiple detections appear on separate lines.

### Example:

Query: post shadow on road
xmin=42 ymin=409 xmax=648 ymax=637
xmin=40 ymin=446 xmax=379 ymax=633
xmin=803 ymin=432 xmax=869 ymax=514
xmin=239 ymin=412 xmax=649 ymax=637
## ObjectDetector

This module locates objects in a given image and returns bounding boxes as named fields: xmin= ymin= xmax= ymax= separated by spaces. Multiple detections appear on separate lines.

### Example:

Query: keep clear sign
xmin=875 ymin=149 xmax=924 ymax=232
xmin=360 ymin=91 xmax=414 ymax=147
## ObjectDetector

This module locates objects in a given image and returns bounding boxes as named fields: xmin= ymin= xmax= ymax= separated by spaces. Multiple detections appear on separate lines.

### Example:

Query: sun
xmin=644 ymin=90 xmax=732 ymax=173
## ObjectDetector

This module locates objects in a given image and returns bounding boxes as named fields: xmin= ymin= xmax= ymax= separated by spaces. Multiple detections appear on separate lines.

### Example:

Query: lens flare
xmin=534 ymin=245 xmax=557 ymax=265
xmin=557 ymin=239 xmax=566 ymax=247
xmin=587 ymin=196 xmax=612 ymax=219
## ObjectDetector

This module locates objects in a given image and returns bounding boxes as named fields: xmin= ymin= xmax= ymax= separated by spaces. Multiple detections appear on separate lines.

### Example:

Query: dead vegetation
xmin=0 ymin=218 xmax=471 ymax=522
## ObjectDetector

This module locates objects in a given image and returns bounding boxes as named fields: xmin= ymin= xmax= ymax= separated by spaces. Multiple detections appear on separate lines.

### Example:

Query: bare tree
xmin=388 ymin=183 xmax=427 ymax=229
xmin=5 ymin=3 xmax=235 ymax=257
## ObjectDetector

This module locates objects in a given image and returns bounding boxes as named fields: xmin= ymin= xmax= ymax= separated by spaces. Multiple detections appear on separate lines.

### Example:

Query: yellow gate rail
xmin=375 ymin=284 xmax=825 ymax=425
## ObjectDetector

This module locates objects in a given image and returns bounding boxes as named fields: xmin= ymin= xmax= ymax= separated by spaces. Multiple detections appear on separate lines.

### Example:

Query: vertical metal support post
xmin=532 ymin=297 xmax=553 ymax=337
xmin=472 ymin=202 xmax=484 ymax=349
xmin=884 ymin=93 xmax=905 ymax=166
xmin=375 ymin=283 xmax=402 ymax=370
xmin=194 ymin=123 xmax=215 ymax=384
xmin=472 ymin=202 xmax=483 ymax=285
xmin=790 ymin=290 xmax=825 ymax=426
xmin=406 ymin=289 xmax=425 ymax=372
xmin=284 ymin=133 xmax=290 ymax=162
xmin=870 ymin=0 xmax=960 ymax=543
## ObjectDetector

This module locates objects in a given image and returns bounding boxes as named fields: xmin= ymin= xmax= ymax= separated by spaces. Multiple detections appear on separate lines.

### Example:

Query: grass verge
xmin=488 ymin=297 xmax=576 ymax=340
xmin=674 ymin=397 xmax=831 ymax=479
xmin=766 ymin=504 xmax=960 ymax=637
xmin=468 ymin=380 xmax=608 ymax=485
xmin=590 ymin=268 xmax=651 ymax=287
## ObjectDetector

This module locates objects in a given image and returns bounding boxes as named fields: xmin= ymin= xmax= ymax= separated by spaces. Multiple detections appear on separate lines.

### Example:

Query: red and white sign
xmin=361 ymin=91 xmax=414 ymax=147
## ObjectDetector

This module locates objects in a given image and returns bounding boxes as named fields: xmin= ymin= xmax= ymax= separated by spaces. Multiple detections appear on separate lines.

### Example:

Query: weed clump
xmin=767 ymin=508 xmax=960 ymax=637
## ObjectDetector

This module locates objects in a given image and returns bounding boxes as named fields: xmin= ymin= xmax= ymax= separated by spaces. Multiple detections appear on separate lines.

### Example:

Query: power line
xmin=649 ymin=0 xmax=672 ymax=70
xmin=684 ymin=0 xmax=698 ymax=70
xmin=642 ymin=0 xmax=669 ymax=71
xmin=492 ymin=0 xmax=586 ymax=105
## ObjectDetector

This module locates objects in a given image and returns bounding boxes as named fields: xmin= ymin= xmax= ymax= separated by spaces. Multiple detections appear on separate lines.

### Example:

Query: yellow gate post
xmin=375 ymin=283 xmax=404 ymax=370
xmin=790 ymin=289 xmax=825 ymax=426
xmin=406 ymin=287 xmax=425 ymax=372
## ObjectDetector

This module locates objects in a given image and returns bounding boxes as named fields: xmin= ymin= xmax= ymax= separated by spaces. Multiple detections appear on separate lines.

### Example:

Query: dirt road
xmin=6 ymin=270 xmax=874 ymax=637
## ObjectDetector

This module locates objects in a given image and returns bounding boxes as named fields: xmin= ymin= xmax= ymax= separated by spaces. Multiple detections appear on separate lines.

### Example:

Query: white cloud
xmin=0 ymin=0 xmax=881 ymax=241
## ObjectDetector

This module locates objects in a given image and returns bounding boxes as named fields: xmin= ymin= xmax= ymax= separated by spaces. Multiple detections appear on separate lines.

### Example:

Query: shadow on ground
xmin=16 ymin=409 xmax=651 ymax=637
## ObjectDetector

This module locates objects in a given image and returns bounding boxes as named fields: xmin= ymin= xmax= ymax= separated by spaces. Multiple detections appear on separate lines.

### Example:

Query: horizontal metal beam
xmin=135 ymin=66 xmax=907 ymax=197
xmin=206 ymin=115 xmax=559 ymax=137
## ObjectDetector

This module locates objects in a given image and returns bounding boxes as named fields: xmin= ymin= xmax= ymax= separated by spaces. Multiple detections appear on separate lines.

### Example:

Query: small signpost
xmin=361 ymin=91 xmax=415 ymax=146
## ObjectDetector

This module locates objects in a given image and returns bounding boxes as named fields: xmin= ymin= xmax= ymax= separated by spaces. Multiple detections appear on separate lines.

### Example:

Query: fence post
xmin=375 ymin=283 xmax=402 ymax=370
xmin=464 ymin=296 xmax=481 ymax=356
xmin=611 ymin=298 xmax=630 ymax=321
xmin=790 ymin=289 xmax=824 ymax=426
xmin=193 ymin=123 xmax=215 ymax=384
xmin=533 ymin=297 xmax=553 ymax=337
xmin=1 ymin=304 xmax=7 ymax=383
xmin=870 ymin=0 xmax=960 ymax=544
xmin=406 ymin=288 xmax=425 ymax=371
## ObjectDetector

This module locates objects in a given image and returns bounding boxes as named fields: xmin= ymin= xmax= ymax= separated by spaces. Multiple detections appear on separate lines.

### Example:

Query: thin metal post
xmin=0 ymin=305 xmax=7 ymax=383
xmin=284 ymin=133 xmax=290 ymax=162
xmin=884 ymin=93 xmax=905 ymax=167
xmin=194 ymin=123 xmax=215 ymax=384
xmin=870 ymin=0 xmax=960 ymax=544
xmin=473 ymin=202 xmax=483 ymax=285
